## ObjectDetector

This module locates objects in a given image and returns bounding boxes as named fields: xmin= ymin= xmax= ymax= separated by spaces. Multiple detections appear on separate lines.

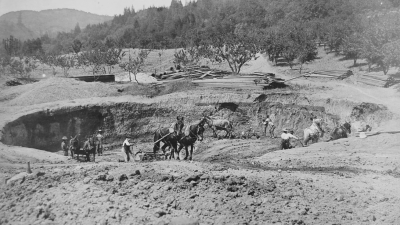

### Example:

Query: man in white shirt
xmin=281 ymin=128 xmax=299 ymax=150
xmin=263 ymin=115 xmax=276 ymax=138
xmin=121 ymin=137 xmax=133 ymax=162
xmin=96 ymin=130 xmax=104 ymax=156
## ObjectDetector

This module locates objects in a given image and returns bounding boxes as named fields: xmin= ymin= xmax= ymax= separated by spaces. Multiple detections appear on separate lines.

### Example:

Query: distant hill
xmin=0 ymin=8 xmax=112 ymax=41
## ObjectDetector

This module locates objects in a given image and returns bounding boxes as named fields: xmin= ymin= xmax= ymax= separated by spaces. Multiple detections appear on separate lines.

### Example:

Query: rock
xmin=74 ymin=166 xmax=83 ymax=170
xmin=134 ymin=170 xmax=141 ymax=176
xmin=169 ymin=216 xmax=200 ymax=225
xmin=96 ymin=174 xmax=107 ymax=181
xmin=265 ymin=182 xmax=276 ymax=192
xmin=247 ymin=190 xmax=255 ymax=196
xmin=225 ymin=178 xmax=237 ymax=185
xmin=106 ymin=175 xmax=114 ymax=182
xmin=335 ymin=194 xmax=344 ymax=202
xmin=83 ymin=177 xmax=92 ymax=184
xmin=190 ymin=181 xmax=198 ymax=186
xmin=154 ymin=209 xmax=167 ymax=218
xmin=189 ymin=194 xmax=199 ymax=199
xmin=6 ymin=172 xmax=29 ymax=185
xmin=185 ymin=175 xmax=200 ymax=182
xmin=119 ymin=174 xmax=128 ymax=181
xmin=99 ymin=218 xmax=108 ymax=225
xmin=160 ymin=176 xmax=170 ymax=182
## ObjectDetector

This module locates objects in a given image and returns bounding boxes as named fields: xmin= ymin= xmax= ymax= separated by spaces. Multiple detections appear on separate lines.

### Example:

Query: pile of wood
xmin=357 ymin=73 xmax=389 ymax=87
xmin=154 ymin=66 xmax=230 ymax=82
xmin=357 ymin=73 xmax=400 ymax=88
xmin=304 ymin=70 xmax=353 ymax=79
xmin=193 ymin=72 xmax=286 ymax=89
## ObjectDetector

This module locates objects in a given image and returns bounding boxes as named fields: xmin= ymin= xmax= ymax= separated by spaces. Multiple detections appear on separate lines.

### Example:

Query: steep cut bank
xmin=0 ymin=91 xmax=391 ymax=153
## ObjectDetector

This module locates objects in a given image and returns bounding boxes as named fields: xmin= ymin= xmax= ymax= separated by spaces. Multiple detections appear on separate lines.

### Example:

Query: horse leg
xmin=212 ymin=128 xmax=218 ymax=138
xmin=303 ymin=132 xmax=309 ymax=146
xmin=189 ymin=145 xmax=193 ymax=161
xmin=176 ymin=144 xmax=184 ymax=160
xmin=183 ymin=145 xmax=189 ymax=160
xmin=170 ymin=142 xmax=178 ymax=160
xmin=161 ymin=142 xmax=168 ymax=160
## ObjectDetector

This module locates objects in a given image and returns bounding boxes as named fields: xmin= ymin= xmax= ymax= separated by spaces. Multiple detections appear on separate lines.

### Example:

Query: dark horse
xmin=69 ymin=135 xmax=79 ymax=159
xmin=69 ymin=135 xmax=96 ymax=162
xmin=153 ymin=116 xmax=185 ymax=159
xmin=328 ymin=122 xmax=351 ymax=141
xmin=81 ymin=136 xmax=96 ymax=162
xmin=175 ymin=117 xmax=207 ymax=160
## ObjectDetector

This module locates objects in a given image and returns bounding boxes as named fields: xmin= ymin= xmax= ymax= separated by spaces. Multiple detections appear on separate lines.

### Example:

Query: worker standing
xmin=263 ymin=115 xmax=276 ymax=138
xmin=121 ymin=137 xmax=133 ymax=162
xmin=96 ymin=130 xmax=104 ymax=156
xmin=61 ymin=136 xmax=68 ymax=156
xmin=281 ymin=128 xmax=299 ymax=150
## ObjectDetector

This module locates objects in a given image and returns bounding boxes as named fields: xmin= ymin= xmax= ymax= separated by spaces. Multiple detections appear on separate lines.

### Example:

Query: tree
xmin=342 ymin=33 xmax=363 ymax=66
xmin=77 ymin=49 xmax=107 ymax=77
xmin=54 ymin=55 xmax=76 ymax=77
xmin=104 ymin=47 xmax=125 ymax=74
xmin=9 ymin=57 xmax=37 ymax=78
xmin=74 ymin=23 xmax=81 ymax=36
xmin=203 ymin=27 xmax=260 ymax=74
xmin=3 ymin=36 xmax=21 ymax=56
xmin=71 ymin=39 xmax=83 ymax=54
xmin=382 ymin=40 xmax=400 ymax=73
xmin=119 ymin=49 xmax=150 ymax=83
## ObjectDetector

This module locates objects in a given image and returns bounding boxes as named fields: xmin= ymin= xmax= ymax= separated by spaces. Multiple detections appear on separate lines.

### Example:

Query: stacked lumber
xmin=357 ymin=73 xmax=388 ymax=87
xmin=155 ymin=66 xmax=230 ymax=81
xmin=193 ymin=72 xmax=285 ymax=89
xmin=305 ymin=70 xmax=353 ymax=79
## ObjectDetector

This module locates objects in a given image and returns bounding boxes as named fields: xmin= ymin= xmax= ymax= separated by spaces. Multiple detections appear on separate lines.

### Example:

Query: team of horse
xmin=65 ymin=113 xmax=352 ymax=162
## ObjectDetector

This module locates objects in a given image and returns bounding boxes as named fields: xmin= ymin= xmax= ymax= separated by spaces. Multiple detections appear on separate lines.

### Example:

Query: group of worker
xmin=60 ymin=130 xmax=105 ymax=156
xmin=262 ymin=115 xmax=322 ymax=150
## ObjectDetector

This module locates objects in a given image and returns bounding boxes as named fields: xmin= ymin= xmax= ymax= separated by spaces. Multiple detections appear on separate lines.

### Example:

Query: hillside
xmin=0 ymin=8 xmax=112 ymax=40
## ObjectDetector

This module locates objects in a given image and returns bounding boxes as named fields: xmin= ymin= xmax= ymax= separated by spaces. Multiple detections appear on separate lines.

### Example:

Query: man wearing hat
xmin=96 ymin=130 xmax=104 ymax=156
xmin=281 ymin=128 xmax=299 ymax=150
xmin=121 ymin=136 xmax=133 ymax=162
xmin=61 ymin=136 xmax=68 ymax=156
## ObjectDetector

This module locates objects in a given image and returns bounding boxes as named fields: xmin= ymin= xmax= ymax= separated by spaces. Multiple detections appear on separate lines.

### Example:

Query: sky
xmin=0 ymin=0 xmax=173 ymax=17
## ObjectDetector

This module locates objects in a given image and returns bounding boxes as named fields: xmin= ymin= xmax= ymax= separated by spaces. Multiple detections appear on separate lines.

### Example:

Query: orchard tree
xmin=119 ymin=49 xmax=150 ymax=83
xmin=104 ymin=47 xmax=125 ymax=74
xmin=9 ymin=57 xmax=37 ymax=78
xmin=54 ymin=55 xmax=76 ymax=77
xmin=342 ymin=33 xmax=363 ymax=66
xmin=204 ymin=26 xmax=260 ymax=74
xmin=77 ymin=49 xmax=106 ymax=76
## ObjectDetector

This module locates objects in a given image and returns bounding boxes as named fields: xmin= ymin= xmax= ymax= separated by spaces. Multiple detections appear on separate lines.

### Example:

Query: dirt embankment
xmin=1 ymin=91 xmax=347 ymax=153
xmin=2 ymin=161 xmax=400 ymax=225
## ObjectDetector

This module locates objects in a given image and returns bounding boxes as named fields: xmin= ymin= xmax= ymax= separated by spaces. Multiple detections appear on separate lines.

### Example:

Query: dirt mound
xmin=1 ymin=77 xmax=116 ymax=106
xmin=2 ymin=160 xmax=399 ymax=225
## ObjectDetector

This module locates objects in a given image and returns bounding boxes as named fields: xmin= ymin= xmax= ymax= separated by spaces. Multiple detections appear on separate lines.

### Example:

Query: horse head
xmin=195 ymin=125 xmax=205 ymax=141
xmin=175 ymin=117 xmax=185 ymax=135
xmin=343 ymin=122 xmax=351 ymax=134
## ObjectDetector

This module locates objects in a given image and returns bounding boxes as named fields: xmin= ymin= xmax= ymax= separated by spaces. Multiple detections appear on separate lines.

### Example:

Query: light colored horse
xmin=205 ymin=116 xmax=233 ymax=138
xmin=303 ymin=121 xmax=324 ymax=146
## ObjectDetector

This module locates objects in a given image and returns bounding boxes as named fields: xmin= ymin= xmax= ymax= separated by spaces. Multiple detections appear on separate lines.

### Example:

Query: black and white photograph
xmin=1 ymin=0 xmax=400 ymax=224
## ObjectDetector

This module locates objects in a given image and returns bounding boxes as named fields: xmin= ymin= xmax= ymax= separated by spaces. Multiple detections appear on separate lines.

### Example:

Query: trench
xmin=0 ymin=93 xmax=389 ymax=155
